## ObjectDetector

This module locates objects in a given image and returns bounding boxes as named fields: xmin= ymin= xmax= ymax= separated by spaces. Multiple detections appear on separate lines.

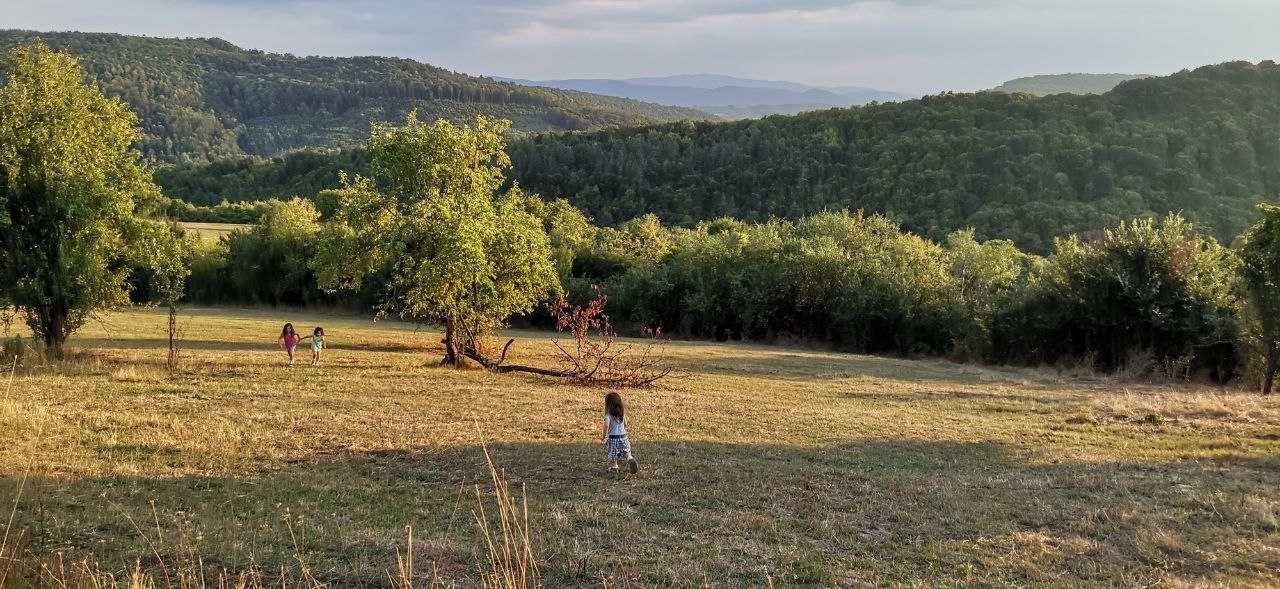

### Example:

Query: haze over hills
xmin=990 ymin=73 xmax=1153 ymax=96
xmin=499 ymin=74 xmax=909 ymax=119
xmin=0 ymin=29 xmax=712 ymax=163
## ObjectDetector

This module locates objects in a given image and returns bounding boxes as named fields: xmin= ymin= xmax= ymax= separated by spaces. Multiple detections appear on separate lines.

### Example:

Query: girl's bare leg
xmin=287 ymin=348 xmax=294 ymax=366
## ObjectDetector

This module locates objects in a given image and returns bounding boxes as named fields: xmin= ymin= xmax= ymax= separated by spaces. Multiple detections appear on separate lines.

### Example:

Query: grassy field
xmin=176 ymin=222 xmax=246 ymax=242
xmin=1 ymin=307 xmax=1279 ymax=586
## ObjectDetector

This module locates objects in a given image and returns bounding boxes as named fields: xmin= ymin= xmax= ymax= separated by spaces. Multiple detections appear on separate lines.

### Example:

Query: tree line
xmin=186 ymin=192 xmax=1279 ymax=390
xmin=3 ymin=43 xmax=1278 ymax=393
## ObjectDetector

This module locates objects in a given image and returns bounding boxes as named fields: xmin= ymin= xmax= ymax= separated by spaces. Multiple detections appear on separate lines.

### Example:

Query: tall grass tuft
xmin=473 ymin=442 xmax=540 ymax=588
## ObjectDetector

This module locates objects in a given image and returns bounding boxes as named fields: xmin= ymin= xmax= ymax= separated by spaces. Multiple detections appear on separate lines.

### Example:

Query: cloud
xmin=4 ymin=0 xmax=1279 ymax=94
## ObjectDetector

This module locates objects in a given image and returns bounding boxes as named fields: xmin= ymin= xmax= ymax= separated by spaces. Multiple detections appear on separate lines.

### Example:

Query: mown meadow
xmin=2 ymin=307 xmax=1278 ymax=586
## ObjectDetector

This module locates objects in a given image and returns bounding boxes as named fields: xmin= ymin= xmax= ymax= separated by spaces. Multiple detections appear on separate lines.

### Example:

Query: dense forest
xmin=0 ymin=30 xmax=710 ymax=163
xmin=509 ymin=61 xmax=1280 ymax=251
xmin=158 ymin=61 xmax=1280 ymax=252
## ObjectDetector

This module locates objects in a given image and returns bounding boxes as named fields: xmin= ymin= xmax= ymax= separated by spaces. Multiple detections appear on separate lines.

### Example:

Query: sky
xmin=5 ymin=0 xmax=1280 ymax=94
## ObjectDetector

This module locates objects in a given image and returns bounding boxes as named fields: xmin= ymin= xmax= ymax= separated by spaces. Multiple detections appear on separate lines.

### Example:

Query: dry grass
xmin=1 ymin=306 xmax=1279 ymax=586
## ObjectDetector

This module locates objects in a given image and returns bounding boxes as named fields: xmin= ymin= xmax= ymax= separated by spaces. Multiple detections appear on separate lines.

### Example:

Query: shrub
xmin=994 ymin=215 xmax=1240 ymax=377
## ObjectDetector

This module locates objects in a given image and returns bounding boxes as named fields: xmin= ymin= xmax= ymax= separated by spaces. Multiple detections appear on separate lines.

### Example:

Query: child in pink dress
xmin=278 ymin=322 xmax=300 ymax=366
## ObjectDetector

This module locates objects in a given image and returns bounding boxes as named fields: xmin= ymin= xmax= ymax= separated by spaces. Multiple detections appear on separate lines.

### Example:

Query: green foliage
xmin=160 ymin=62 xmax=1280 ymax=254
xmin=127 ymin=222 xmax=195 ymax=306
xmin=0 ymin=42 xmax=167 ymax=353
xmin=993 ymin=215 xmax=1240 ymax=375
xmin=163 ymin=198 xmax=275 ymax=224
xmin=506 ymin=62 xmax=1280 ymax=252
xmin=944 ymin=230 xmax=1037 ymax=359
xmin=155 ymin=150 xmax=372 ymax=205
xmin=511 ymin=192 xmax=597 ymax=281
xmin=186 ymin=239 xmax=234 ymax=304
xmin=181 ymin=189 xmax=1248 ymax=378
xmin=1236 ymin=202 xmax=1280 ymax=393
xmin=314 ymin=114 xmax=558 ymax=363
xmin=0 ymin=30 xmax=709 ymax=164
xmin=226 ymin=198 xmax=321 ymax=305
xmin=576 ymin=212 xmax=971 ymax=355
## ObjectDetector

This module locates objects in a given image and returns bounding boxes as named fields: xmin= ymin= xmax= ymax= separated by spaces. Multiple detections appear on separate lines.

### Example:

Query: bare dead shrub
xmin=463 ymin=288 xmax=673 ymax=387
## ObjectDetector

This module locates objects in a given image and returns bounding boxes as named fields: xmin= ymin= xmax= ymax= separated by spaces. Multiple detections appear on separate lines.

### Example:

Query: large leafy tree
xmin=1238 ymin=203 xmax=1280 ymax=394
xmin=315 ymin=113 xmax=558 ymax=365
xmin=0 ymin=42 xmax=167 ymax=355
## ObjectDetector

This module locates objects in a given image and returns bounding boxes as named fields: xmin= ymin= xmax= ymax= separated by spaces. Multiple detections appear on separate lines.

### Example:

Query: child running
xmin=301 ymin=326 xmax=326 ymax=366
xmin=278 ymin=322 xmax=300 ymax=366
xmin=603 ymin=391 xmax=639 ymax=474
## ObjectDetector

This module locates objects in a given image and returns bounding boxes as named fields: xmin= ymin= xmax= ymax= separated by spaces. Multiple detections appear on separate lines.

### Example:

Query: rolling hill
xmin=505 ymin=62 xmax=1280 ymax=251
xmin=990 ymin=73 xmax=1153 ymax=96
xmin=158 ymin=61 xmax=1280 ymax=253
xmin=0 ymin=29 xmax=712 ymax=163
xmin=500 ymin=74 xmax=908 ymax=119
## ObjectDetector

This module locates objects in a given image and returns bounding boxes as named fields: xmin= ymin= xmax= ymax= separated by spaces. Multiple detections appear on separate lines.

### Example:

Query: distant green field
xmin=178 ymin=221 xmax=246 ymax=242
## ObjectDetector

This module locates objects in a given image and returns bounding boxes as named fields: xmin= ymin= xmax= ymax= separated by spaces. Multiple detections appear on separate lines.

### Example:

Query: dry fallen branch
xmin=463 ymin=288 xmax=674 ymax=387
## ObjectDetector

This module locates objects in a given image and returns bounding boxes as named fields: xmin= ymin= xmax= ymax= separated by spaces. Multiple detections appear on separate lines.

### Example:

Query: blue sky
xmin=7 ymin=0 xmax=1280 ymax=94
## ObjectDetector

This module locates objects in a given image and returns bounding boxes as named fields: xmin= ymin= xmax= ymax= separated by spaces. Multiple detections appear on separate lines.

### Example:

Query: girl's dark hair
xmin=604 ymin=391 xmax=624 ymax=421
xmin=281 ymin=323 xmax=294 ymax=337
xmin=314 ymin=326 xmax=324 ymax=336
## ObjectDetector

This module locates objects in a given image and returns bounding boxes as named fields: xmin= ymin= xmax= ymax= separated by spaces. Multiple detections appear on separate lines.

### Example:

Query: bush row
xmin=184 ymin=199 xmax=1259 ymax=380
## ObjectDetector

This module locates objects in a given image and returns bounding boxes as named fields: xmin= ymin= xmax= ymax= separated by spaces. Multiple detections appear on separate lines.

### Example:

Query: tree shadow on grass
xmin=72 ymin=337 xmax=433 ymax=355
xmin=4 ymin=439 xmax=1279 ymax=587
xmin=72 ymin=337 xmax=270 ymax=352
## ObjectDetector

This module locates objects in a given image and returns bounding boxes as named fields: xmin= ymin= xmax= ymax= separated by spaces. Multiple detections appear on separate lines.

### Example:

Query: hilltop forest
xmin=989 ymin=73 xmax=1151 ymax=96
xmin=0 ymin=30 xmax=709 ymax=164
xmin=157 ymin=61 xmax=1280 ymax=252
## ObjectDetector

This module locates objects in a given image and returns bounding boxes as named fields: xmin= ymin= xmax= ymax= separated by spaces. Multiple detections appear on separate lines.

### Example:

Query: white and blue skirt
xmin=605 ymin=434 xmax=632 ymax=461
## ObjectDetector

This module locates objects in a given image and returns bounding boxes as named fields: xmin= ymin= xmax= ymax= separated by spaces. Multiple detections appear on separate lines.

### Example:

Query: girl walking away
xmin=278 ymin=323 xmax=300 ymax=366
xmin=603 ymin=391 xmax=639 ymax=474
xmin=301 ymin=326 xmax=326 ymax=366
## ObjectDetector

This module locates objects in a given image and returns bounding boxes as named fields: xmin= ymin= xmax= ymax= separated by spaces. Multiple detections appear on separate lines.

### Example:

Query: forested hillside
xmin=509 ymin=61 xmax=1280 ymax=251
xmin=0 ymin=30 xmax=709 ymax=163
xmin=157 ymin=61 xmax=1280 ymax=252
xmin=990 ymin=73 xmax=1151 ymax=95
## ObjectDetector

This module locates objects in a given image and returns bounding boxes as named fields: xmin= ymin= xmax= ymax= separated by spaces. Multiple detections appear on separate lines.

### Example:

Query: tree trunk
xmin=43 ymin=304 xmax=67 ymax=358
xmin=1264 ymin=341 xmax=1278 ymax=396
xmin=167 ymin=303 xmax=178 ymax=371
xmin=441 ymin=314 xmax=462 ymax=367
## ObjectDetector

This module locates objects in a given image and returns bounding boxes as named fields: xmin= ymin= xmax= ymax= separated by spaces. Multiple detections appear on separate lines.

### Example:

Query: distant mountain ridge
xmin=498 ymin=74 xmax=909 ymax=119
xmin=990 ymin=73 xmax=1153 ymax=96
xmin=0 ymin=29 xmax=712 ymax=163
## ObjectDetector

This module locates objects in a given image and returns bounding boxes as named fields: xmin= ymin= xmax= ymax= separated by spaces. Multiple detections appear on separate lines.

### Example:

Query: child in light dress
xmin=301 ymin=326 xmax=325 ymax=366
xmin=603 ymin=391 xmax=639 ymax=474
